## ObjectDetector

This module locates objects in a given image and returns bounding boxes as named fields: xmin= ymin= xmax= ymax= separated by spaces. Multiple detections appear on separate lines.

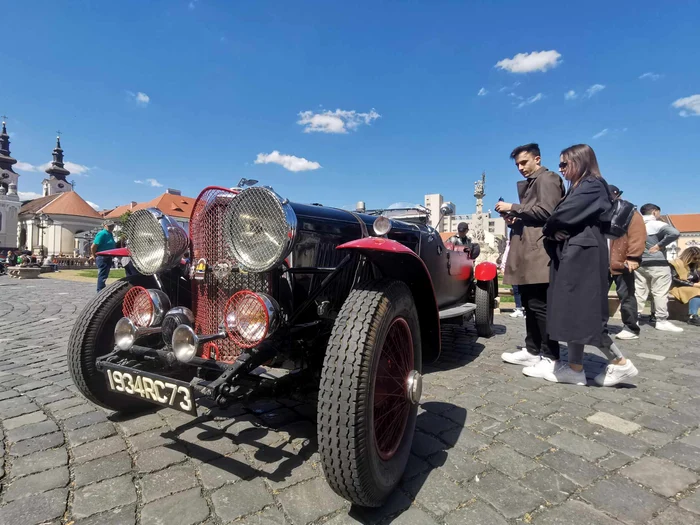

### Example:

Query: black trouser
xmin=520 ymin=283 xmax=560 ymax=360
xmin=609 ymin=272 xmax=640 ymax=335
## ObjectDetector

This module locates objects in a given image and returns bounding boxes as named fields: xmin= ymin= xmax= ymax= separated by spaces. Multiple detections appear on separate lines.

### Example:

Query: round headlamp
xmin=114 ymin=317 xmax=137 ymax=351
xmin=172 ymin=324 xmax=198 ymax=363
xmin=223 ymin=291 xmax=279 ymax=348
xmin=161 ymin=306 xmax=195 ymax=346
xmin=373 ymin=216 xmax=392 ymax=236
xmin=122 ymin=286 xmax=171 ymax=327
xmin=123 ymin=208 xmax=189 ymax=275
xmin=223 ymin=187 xmax=296 ymax=273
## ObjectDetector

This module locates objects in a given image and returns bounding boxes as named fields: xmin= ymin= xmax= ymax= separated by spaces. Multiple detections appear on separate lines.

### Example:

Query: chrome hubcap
xmin=406 ymin=370 xmax=422 ymax=405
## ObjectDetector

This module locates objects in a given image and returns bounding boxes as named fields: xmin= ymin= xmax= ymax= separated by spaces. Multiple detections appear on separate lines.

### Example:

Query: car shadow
xmin=423 ymin=324 xmax=492 ymax=374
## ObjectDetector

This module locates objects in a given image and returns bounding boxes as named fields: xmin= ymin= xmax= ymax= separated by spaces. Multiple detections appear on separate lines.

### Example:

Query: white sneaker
xmin=509 ymin=308 xmax=525 ymax=318
xmin=523 ymin=357 xmax=558 ymax=378
xmin=655 ymin=320 xmax=684 ymax=333
xmin=501 ymin=348 xmax=540 ymax=366
xmin=543 ymin=364 xmax=587 ymax=385
xmin=594 ymin=360 xmax=639 ymax=387
xmin=616 ymin=329 xmax=639 ymax=340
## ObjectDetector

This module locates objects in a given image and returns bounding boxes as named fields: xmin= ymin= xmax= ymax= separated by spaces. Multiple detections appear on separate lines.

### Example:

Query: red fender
xmin=474 ymin=261 xmax=498 ymax=281
xmin=97 ymin=248 xmax=130 ymax=257
xmin=337 ymin=238 xmax=441 ymax=361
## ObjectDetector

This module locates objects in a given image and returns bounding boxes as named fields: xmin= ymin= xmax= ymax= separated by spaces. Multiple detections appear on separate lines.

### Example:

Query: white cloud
xmin=565 ymin=90 xmax=578 ymax=100
xmin=188 ymin=0 xmax=199 ymax=9
xmin=593 ymin=128 xmax=609 ymax=139
xmin=254 ymin=151 xmax=321 ymax=172
xmin=15 ymin=160 xmax=91 ymax=176
xmin=18 ymin=191 xmax=43 ymax=201
xmin=134 ymin=178 xmax=163 ymax=187
xmin=517 ymin=93 xmax=543 ymax=109
xmin=477 ymin=87 xmax=488 ymax=96
xmin=585 ymin=84 xmax=606 ymax=98
xmin=639 ymin=72 xmax=661 ymax=81
xmin=495 ymin=50 xmax=562 ymax=73
xmin=127 ymin=91 xmax=150 ymax=106
xmin=87 ymin=201 xmax=100 ymax=211
xmin=297 ymin=109 xmax=380 ymax=134
xmin=672 ymin=94 xmax=700 ymax=117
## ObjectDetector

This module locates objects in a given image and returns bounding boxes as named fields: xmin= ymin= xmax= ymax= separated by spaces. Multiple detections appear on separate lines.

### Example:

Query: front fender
xmin=337 ymin=238 xmax=441 ymax=361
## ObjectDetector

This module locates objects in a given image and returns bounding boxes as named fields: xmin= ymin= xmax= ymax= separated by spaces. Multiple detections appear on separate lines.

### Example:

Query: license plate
xmin=104 ymin=364 xmax=196 ymax=415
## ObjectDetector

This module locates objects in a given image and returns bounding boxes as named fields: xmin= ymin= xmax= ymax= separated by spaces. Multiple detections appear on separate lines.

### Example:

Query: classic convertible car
xmin=68 ymin=185 xmax=498 ymax=507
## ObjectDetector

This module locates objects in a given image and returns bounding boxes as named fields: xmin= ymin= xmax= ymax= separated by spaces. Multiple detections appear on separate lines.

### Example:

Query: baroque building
xmin=0 ymin=120 xmax=21 ymax=250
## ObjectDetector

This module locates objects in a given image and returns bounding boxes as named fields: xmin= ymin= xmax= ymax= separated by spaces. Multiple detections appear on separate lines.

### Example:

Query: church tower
xmin=0 ymin=119 xmax=21 ymax=249
xmin=42 ymin=134 xmax=72 ymax=196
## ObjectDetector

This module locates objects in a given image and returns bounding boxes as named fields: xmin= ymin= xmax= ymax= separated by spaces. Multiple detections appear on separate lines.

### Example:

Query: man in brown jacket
xmin=496 ymin=143 xmax=565 ymax=378
xmin=608 ymin=185 xmax=645 ymax=340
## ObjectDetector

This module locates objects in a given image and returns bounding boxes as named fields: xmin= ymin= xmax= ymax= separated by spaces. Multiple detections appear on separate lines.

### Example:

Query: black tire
xmin=475 ymin=280 xmax=495 ymax=338
xmin=68 ymin=280 xmax=153 ymax=413
xmin=318 ymin=279 xmax=421 ymax=507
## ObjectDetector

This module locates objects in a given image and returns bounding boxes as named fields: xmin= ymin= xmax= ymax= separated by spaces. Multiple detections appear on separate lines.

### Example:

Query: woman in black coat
xmin=542 ymin=144 xmax=638 ymax=387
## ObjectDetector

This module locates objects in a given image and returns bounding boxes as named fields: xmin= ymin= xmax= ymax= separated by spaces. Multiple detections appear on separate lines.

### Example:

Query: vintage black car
xmin=68 ymin=185 xmax=498 ymax=507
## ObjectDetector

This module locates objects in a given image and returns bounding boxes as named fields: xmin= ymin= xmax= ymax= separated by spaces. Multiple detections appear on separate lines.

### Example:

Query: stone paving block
xmin=73 ymin=452 xmax=133 ymax=488
xmin=62 ymin=410 xmax=109 ymax=431
xmin=72 ymin=475 xmax=137 ymax=520
xmin=637 ymin=429 xmax=674 ymax=448
xmin=416 ymin=411 xmax=459 ymax=436
xmin=444 ymin=500 xmax=508 ymax=525
xmin=0 ymin=487 xmax=67 ymax=525
xmin=428 ymin=449 xmax=487 ymax=482
xmin=125 ymin=426 xmax=175 ymax=452
xmin=657 ymin=442 xmax=700 ymax=471
xmin=253 ymin=443 xmax=320 ymax=492
xmin=134 ymin=444 xmax=188 ymax=473
xmin=235 ymin=506 xmax=288 ymax=525
xmin=680 ymin=491 xmax=700 ymax=516
xmin=469 ymin=416 xmax=510 ymax=437
xmin=3 ymin=466 xmax=69 ymax=501
xmin=540 ymin=450 xmax=605 ymax=487
xmin=352 ymin=489 xmax=413 ymax=524
xmin=197 ymin=452 xmax=257 ymax=490
xmin=52 ymin=402 xmax=95 ymax=420
xmin=66 ymin=421 xmax=117 ymax=447
xmin=140 ymin=463 xmax=199 ymax=503
xmin=43 ymin=396 xmax=85 ymax=412
xmin=680 ymin=430 xmax=700 ymax=449
xmin=475 ymin=404 xmax=521 ymax=423
xmin=440 ymin=427 xmax=490 ymax=454
xmin=9 ymin=431 xmax=63 ymax=456
xmin=403 ymin=469 xmax=473 ymax=517
xmin=11 ymin=447 xmax=68 ymax=478
xmin=411 ymin=430 xmax=447 ymax=458
xmin=549 ymin=430 xmax=609 ymax=461
xmin=114 ymin=413 xmax=166 ymax=436
xmin=533 ymin=499 xmax=621 ymax=525
xmin=511 ymin=415 xmax=560 ymax=438
xmin=623 ymin=456 xmax=698 ymax=497
xmin=5 ymin=419 xmax=58 ymax=443
xmin=403 ymin=453 xmax=431 ymax=480
xmin=71 ymin=434 xmax=126 ymax=464
xmin=548 ymin=413 xmax=599 ymax=437
xmin=587 ymin=411 xmax=641 ymax=434
xmin=521 ymin=466 xmax=577 ymax=504
xmin=389 ymin=507 xmax=440 ymax=525
xmin=477 ymin=443 xmax=539 ymax=478
xmin=598 ymin=452 xmax=634 ymax=471
xmin=650 ymin=505 xmax=700 ymax=525
xmin=3 ymin=409 xmax=48 ymax=429
xmin=581 ymin=475 xmax=669 ymax=525
xmin=468 ymin=470 xmax=543 ymax=519
xmin=636 ymin=414 xmax=685 ymax=436
xmin=73 ymin=504 xmax=137 ymax=525
xmin=495 ymin=429 xmax=551 ymax=458
xmin=591 ymin=429 xmax=650 ymax=458
xmin=212 ymin=478 xmax=275 ymax=522
xmin=140 ymin=487 xmax=210 ymax=525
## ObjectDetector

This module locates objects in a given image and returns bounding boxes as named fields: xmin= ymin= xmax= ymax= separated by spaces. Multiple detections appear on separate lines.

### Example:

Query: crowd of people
xmin=495 ymin=142 xmax=698 ymax=388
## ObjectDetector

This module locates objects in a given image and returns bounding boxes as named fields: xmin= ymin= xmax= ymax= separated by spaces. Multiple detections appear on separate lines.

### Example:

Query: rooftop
xmin=668 ymin=214 xmax=700 ymax=233
xmin=104 ymin=191 xmax=196 ymax=220
xmin=19 ymin=191 xmax=101 ymax=219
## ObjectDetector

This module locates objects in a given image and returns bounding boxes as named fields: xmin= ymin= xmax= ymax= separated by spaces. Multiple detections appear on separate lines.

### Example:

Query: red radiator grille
xmin=189 ymin=187 xmax=270 ymax=363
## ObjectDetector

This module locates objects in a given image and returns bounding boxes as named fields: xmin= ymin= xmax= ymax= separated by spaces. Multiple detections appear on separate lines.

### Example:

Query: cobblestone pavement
xmin=1 ymin=277 xmax=699 ymax=525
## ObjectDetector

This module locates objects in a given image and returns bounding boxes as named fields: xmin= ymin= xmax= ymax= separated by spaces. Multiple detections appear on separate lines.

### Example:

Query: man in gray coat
xmin=635 ymin=203 xmax=683 ymax=332
xmin=495 ymin=143 xmax=565 ymax=377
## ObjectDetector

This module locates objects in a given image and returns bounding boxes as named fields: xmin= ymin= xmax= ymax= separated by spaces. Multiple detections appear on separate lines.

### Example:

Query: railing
xmin=53 ymin=257 xmax=97 ymax=269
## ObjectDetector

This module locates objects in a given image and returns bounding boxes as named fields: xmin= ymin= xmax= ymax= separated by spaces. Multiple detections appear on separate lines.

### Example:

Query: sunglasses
xmin=558 ymin=162 xmax=568 ymax=169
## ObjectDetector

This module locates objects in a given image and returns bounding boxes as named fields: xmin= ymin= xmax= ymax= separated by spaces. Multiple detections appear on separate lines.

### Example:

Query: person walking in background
xmin=496 ymin=143 xmax=565 ymax=378
xmin=607 ymin=185 xmax=646 ymax=340
xmin=669 ymin=247 xmax=700 ymax=327
xmin=542 ymin=144 xmax=637 ymax=387
xmin=90 ymin=221 xmax=116 ymax=292
xmin=635 ymin=203 xmax=683 ymax=332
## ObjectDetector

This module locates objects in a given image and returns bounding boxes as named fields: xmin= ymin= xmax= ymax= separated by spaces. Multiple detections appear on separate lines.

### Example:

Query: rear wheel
xmin=475 ymin=280 xmax=495 ymax=337
xmin=68 ymin=280 xmax=153 ymax=413
xmin=318 ymin=279 xmax=422 ymax=507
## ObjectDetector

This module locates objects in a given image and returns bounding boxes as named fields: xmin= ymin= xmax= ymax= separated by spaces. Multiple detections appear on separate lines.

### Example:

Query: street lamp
xmin=32 ymin=213 xmax=54 ymax=256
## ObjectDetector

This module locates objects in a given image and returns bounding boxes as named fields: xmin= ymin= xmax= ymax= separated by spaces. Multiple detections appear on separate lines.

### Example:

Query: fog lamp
xmin=223 ymin=291 xmax=279 ymax=348
xmin=114 ymin=317 xmax=137 ymax=351
xmin=172 ymin=324 xmax=198 ymax=363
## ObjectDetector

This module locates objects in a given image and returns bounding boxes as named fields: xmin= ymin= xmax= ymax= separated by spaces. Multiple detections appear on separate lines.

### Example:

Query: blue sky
xmin=4 ymin=0 xmax=699 ymax=214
